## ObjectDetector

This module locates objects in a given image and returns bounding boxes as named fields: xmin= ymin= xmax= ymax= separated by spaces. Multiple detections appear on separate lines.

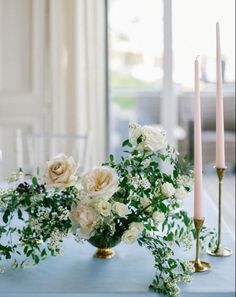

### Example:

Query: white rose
xmin=152 ymin=211 xmax=165 ymax=224
xmin=140 ymin=197 xmax=152 ymax=213
xmin=175 ymin=187 xmax=188 ymax=200
xmin=69 ymin=199 xmax=98 ymax=238
xmin=122 ymin=228 xmax=139 ymax=244
xmin=161 ymin=182 xmax=176 ymax=197
xmin=129 ymin=222 xmax=144 ymax=234
xmin=93 ymin=198 xmax=111 ymax=217
xmin=46 ymin=153 xmax=78 ymax=188
xmin=141 ymin=126 xmax=166 ymax=151
xmin=78 ymin=225 xmax=94 ymax=240
xmin=129 ymin=124 xmax=167 ymax=152
xmin=112 ymin=202 xmax=129 ymax=218
xmin=129 ymin=123 xmax=143 ymax=144
xmin=82 ymin=166 xmax=119 ymax=200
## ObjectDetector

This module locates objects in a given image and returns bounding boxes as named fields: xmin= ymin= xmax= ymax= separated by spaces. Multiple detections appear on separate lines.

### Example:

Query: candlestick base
xmin=207 ymin=245 xmax=233 ymax=257
xmin=190 ymin=259 xmax=211 ymax=272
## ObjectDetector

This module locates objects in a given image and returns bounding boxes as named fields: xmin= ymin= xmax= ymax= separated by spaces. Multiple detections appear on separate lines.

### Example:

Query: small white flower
xmin=152 ymin=211 xmax=165 ymax=224
xmin=140 ymin=179 xmax=151 ymax=189
xmin=182 ymin=233 xmax=193 ymax=250
xmin=177 ymin=175 xmax=194 ymax=191
xmin=182 ymin=260 xmax=195 ymax=273
xmin=161 ymin=182 xmax=176 ymax=197
xmin=130 ymin=175 xmax=140 ymax=189
xmin=112 ymin=202 xmax=129 ymax=218
xmin=182 ymin=274 xmax=192 ymax=284
xmin=142 ymin=159 xmax=151 ymax=168
xmin=175 ymin=187 xmax=188 ymax=200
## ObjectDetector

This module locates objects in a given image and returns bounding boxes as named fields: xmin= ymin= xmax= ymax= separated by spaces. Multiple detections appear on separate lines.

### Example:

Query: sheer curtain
xmin=49 ymin=0 xmax=107 ymax=166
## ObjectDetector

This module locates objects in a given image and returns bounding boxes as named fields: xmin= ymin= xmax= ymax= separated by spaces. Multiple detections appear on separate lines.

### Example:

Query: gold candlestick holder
xmin=191 ymin=218 xmax=211 ymax=272
xmin=207 ymin=167 xmax=232 ymax=257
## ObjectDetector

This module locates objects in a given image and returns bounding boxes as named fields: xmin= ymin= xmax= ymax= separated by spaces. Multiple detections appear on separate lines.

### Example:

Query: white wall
xmin=0 ymin=0 xmax=107 ymax=178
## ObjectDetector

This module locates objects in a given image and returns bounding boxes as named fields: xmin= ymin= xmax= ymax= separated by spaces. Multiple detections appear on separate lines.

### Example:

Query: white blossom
xmin=175 ymin=187 xmax=188 ymax=200
xmin=152 ymin=211 xmax=165 ymax=224
xmin=142 ymin=159 xmax=151 ymax=168
xmin=161 ymin=182 xmax=176 ymax=197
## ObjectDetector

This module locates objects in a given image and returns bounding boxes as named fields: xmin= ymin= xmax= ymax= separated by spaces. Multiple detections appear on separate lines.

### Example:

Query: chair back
xmin=16 ymin=131 xmax=91 ymax=177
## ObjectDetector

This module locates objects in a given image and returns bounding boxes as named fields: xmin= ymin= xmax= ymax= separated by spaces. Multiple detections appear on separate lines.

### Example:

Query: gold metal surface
xmin=191 ymin=218 xmax=211 ymax=272
xmin=190 ymin=259 xmax=211 ymax=272
xmin=94 ymin=248 xmax=115 ymax=259
xmin=207 ymin=167 xmax=233 ymax=257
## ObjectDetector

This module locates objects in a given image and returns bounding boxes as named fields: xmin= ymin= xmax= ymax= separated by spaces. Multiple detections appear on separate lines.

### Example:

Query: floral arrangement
xmin=0 ymin=124 xmax=215 ymax=297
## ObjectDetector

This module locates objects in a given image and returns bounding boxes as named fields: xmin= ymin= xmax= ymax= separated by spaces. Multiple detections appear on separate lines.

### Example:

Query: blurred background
xmin=0 ymin=1 xmax=235 ymax=229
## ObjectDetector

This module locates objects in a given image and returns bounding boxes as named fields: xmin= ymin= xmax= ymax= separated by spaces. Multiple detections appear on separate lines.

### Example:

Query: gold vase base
xmin=207 ymin=245 xmax=233 ymax=257
xmin=94 ymin=248 xmax=115 ymax=259
xmin=190 ymin=260 xmax=211 ymax=272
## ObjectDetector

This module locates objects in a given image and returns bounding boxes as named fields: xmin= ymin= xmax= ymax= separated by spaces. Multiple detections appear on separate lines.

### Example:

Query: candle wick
xmin=196 ymin=55 xmax=200 ymax=61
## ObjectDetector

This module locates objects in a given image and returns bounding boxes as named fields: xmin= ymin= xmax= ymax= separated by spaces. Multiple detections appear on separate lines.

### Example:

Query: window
xmin=108 ymin=0 xmax=163 ymax=158
xmin=108 ymin=0 xmax=235 ymax=166
xmin=173 ymin=0 xmax=235 ymax=90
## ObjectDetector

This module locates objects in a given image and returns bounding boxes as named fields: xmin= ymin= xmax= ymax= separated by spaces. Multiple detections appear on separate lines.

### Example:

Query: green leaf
xmin=122 ymin=139 xmax=132 ymax=147
xmin=32 ymin=255 xmax=40 ymax=264
xmin=137 ymin=135 xmax=142 ymax=144
xmin=17 ymin=209 xmax=23 ymax=220
xmin=32 ymin=177 xmax=38 ymax=185
xmin=109 ymin=154 xmax=114 ymax=162
xmin=3 ymin=209 xmax=10 ymax=224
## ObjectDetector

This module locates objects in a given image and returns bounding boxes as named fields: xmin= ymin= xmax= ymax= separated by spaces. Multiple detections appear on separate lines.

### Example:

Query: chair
xmin=16 ymin=130 xmax=91 ymax=177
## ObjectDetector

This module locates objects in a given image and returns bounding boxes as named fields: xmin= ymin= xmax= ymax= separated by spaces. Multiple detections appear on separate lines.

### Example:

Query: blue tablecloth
xmin=0 ymin=191 xmax=235 ymax=297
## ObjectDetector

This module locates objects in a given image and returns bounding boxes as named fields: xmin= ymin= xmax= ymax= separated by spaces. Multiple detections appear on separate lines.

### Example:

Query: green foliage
xmin=0 ymin=182 xmax=77 ymax=269
xmin=0 ymin=133 xmax=216 ymax=297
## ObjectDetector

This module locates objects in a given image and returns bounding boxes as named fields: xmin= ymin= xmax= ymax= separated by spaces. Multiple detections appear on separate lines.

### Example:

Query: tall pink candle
xmin=216 ymin=22 xmax=225 ymax=168
xmin=194 ymin=57 xmax=203 ymax=219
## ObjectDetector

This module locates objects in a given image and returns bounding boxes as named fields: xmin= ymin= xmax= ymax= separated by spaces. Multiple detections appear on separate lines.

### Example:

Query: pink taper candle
xmin=216 ymin=22 xmax=225 ymax=168
xmin=194 ymin=57 xmax=203 ymax=219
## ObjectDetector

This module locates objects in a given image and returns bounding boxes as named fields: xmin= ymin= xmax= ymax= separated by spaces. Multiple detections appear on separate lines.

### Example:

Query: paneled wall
xmin=0 ymin=0 xmax=107 ymax=179
xmin=0 ymin=0 xmax=50 ymax=178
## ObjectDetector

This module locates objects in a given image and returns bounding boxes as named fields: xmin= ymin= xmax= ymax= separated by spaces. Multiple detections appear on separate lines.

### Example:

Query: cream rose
xmin=140 ymin=197 xmax=152 ymax=210
xmin=122 ymin=222 xmax=144 ymax=244
xmin=78 ymin=225 xmax=94 ymax=240
xmin=175 ymin=187 xmax=188 ymax=200
xmin=161 ymin=182 xmax=176 ymax=197
xmin=46 ymin=153 xmax=77 ymax=188
xmin=152 ymin=211 xmax=165 ymax=224
xmin=112 ymin=202 xmax=129 ymax=218
xmin=122 ymin=228 xmax=139 ymax=244
xmin=82 ymin=166 xmax=119 ymax=200
xmin=129 ymin=222 xmax=144 ymax=234
xmin=69 ymin=199 xmax=98 ymax=239
xmin=93 ymin=198 xmax=111 ymax=217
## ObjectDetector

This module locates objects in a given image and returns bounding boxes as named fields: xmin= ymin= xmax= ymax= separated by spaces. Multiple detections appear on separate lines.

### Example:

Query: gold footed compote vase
xmin=207 ymin=167 xmax=233 ymax=257
xmin=88 ymin=235 xmax=121 ymax=259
